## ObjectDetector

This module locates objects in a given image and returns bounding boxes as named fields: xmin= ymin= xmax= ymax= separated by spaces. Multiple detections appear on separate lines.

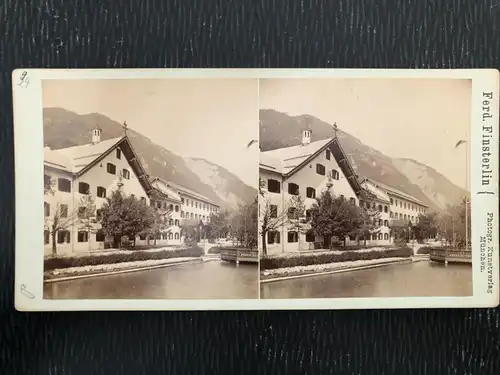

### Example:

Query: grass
xmin=44 ymin=246 xmax=204 ymax=271
xmin=260 ymin=247 xmax=413 ymax=270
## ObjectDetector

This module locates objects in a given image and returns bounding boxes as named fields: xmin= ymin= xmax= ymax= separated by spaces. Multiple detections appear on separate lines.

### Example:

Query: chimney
xmin=91 ymin=126 xmax=101 ymax=144
xmin=301 ymin=129 xmax=312 ymax=146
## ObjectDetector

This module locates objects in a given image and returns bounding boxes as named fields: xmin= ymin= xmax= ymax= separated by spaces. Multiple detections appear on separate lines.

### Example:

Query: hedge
xmin=44 ymin=246 xmax=204 ymax=271
xmin=417 ymin=246 xmax=433 ymax=254
xmin=207 ymin=247 xmax=222 ymax=254
xmin=260 ymin=247 xmax=413 ymax=270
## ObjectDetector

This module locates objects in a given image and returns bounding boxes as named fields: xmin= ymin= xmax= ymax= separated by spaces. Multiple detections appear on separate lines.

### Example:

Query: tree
xmin=146 ymin=206 xmax=172 ymax=246
xmin=354 ymin=200 xmax=381 ymax=246
xmin=205 ymin=211 xmax=230 ymax=240
xmin=231 ymin=198 xmax=258 ymax=248
xmin=75 ymin=193 xmax=97 ymax=250
xmin=259 ymin=191 xmax=304 ymax=256
xmin=309 ymin=191 xmax=363 ymax=248
xmin=44 ymin=194 xmax=96 ymax=256
xmin=287 ymin=195 xmax=308 ymax=251
xmin=44 ymin=175 xmax=55 ymax=196
xmin=414 ymin=212 xmax=437 ymax=243
xmin=100 ymin=187 xmax=155 ymax=248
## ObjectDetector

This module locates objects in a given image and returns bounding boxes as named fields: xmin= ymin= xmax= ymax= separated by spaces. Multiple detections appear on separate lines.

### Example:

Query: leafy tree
xmin=230 ymin=199 xmax=258 ymax=248
xmin=100 ymin=187 xmax=155 ymax=248
xmin=414 ymin=212 xmax=437 ymax=243
xmin=205 ymin=211 xmax=230 ymax=240
xmin=309 ymin=191 xmax=363 ymax=248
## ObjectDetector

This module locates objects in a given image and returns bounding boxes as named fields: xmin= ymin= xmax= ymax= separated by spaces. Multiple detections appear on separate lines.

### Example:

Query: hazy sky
xmin=259 ymin=78 xmax=471 ymax=190
xmin=43 ymin=78 xmax=259 ymax=186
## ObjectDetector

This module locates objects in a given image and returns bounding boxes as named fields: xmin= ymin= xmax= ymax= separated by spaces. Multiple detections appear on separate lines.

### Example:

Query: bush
xmin=260 ymin=247 xmax=413 ymax=270
xmin=330 ymin=244 xmax=394 ymax=251
xmin=44 ymin=246 xmax=204 ymax=271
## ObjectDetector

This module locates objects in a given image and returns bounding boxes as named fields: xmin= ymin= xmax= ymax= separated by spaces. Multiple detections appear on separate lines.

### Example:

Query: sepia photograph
xmin=13 ymin=69 xmax=498 ymax=310
xmin=40 ymin=77 xmax=259 ymax=300
xmin=258 ymin=77 xmax=476 ymax=299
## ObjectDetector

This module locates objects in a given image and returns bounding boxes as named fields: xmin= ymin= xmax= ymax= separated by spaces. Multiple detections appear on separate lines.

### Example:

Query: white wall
xmin=44 ymin=145 xmax=152 ymax=255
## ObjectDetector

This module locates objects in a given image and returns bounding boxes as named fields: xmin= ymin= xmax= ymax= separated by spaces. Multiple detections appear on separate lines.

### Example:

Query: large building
xmin=259 ymin=126 xmax=363 ymax=253
xmin=43 ymin=128 xmax=152 ymax=255
xmin=145 ymin=177 xmax=221 ymax=245
xmin=44 ymin=126 xmax=221 ymax=255
xmin=360 ymin=178 xmax=429 ymax=227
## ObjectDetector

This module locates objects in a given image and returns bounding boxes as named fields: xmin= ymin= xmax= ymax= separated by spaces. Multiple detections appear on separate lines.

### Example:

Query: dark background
xmin=1 ymin=0 xmax=499 ymax=374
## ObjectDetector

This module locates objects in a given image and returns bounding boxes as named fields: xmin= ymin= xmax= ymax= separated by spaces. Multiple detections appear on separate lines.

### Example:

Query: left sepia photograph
xmin=41 ymin=78 xmax=259 ymax=300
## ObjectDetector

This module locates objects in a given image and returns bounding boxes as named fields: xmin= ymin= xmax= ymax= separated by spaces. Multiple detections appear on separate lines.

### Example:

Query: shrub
xmin=417 ymin=246 xmax=433 ymax=254
xmin=44 ymin=246 xmax=204 ymax=271
xmin=260 ymin=247 xmax=413 ymax=270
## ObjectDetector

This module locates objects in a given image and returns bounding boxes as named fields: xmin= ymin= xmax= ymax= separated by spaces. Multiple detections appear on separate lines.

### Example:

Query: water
xmin=260 ymin=261 xmax=473 ymax=299
xmin=44 ymin=260 xmax=258 ymax=299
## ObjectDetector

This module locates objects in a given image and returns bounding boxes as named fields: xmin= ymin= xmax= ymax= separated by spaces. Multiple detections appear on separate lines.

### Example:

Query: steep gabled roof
xmin=260 ymin=137 xmax=363 ymax=195
xmin=44 ymin=136 xmax=153 ymax=194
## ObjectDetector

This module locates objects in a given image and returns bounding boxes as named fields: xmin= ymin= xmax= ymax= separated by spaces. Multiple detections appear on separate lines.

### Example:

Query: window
xmin=58 ymin=178 xmax=71 ymax=192
xmin=384 ymin=206 xmax=388 ymax=213
xmin=270 ymin=205 xmax=278 ymax=218
xmin=175 ymin=205 xmax=179 ymax=212
xmin=287 ymin=231 xmax=298 ymax=243
xmin=60 ymin=204 xmax=68 ymax=218
xmin=175 ymin=233 xmax=179 ymax=240
xmin=195 ymin=202 xmax=198 ymax=208
xmin=122 ymin=169 xmax=130 ymax=179
xmin=139 ymin=234 xmax=147 ymax=240
xmin=390 ymin=198 xmax=393 ymax=204
xmin=97 ymin=186 xmax=106 ymax=198
xmin=268 ymin=231 xmax=280 ymax=245
xmin=78 ymin=182 xmax=90 ymax=194
xmin=190 ymin=213 xmax=193 ymax=218
xmin=78 ymin=207 xmax=88 ymax=219
xmin=116 ymin=149 xmax=122 ymax=159
xmin=181 ymin=211 xmax=184 ymax=218
xmin=384 ymin=220 xmax=389 ymax=226
xmin=175 ymin=219 xmax=180 ymax=226
xmin=306 ymin=187 xmax=316 ymax=199
xmin=359 ymin=200 xmax=364 ymax=208
xmin=378 ymin=205 xmax=382 ymax=212
xmin=44 ymin=202 xmax=50 ymax=217
xmin=168 ymin=233 xmax=173 ymax=240
xmin=140 ymin=197 xmax=146 ymax=204
xmin=349 ymin=197 xmax=356 ymax=205
xmin=326 ymin=150 xmax=331 ymax=160
xmin=378 ymin=233 xmax=383 ymax=240
xmin=288 ymin=183 xmax=299 ymax=195
xmin=372 ymin=233 xmax=377 ymax=240
xmin=107 ymin=163 xmax=116 ymax=175
xmin=331 ymin=169 xmax=339 ymax=180
xmin=316 ymin=164 xmax=326 ymax=175
xmin=57 ymin=230 xmax=70 ymax=244
xmin=181 ymin=198 xmax=185 ymax=204
xmin=44 ymin=230 xmax=50 ymax=245
xmin=384 ymin=233 xmax=389 ymax=240
xmin=305 ymin=209 xmax=312 ymax=221
xmin=77 ymin=231 xmax=89 ymax=243
xmin=287 ymin=207 xmax=297 ymax=218
xmin=96 ymin=209 xmax=102 ymax=220
xmin=404 ymin=202 xmax=407 ymax=209
xmin=404 ymin=214 xmax=407 ymax=220
xmin=191 ymin=201 xmax=193 ymax=207
xmin=390 ymin=212 xmax=393 ymax=218
xmin=267 ymin=179 xmax=280 ymax=193
xmin=305 ymin=231 xmax=315 ymax=243
xmin=169 ymin=204 xmax=173 ymax=211
xmin=44 ymin=174 xmax=52 ymax=189
xmin=185 ymin=199 xmax=189 ymax=205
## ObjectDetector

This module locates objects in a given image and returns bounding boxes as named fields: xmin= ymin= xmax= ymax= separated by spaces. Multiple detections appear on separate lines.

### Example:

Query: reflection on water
xmin=44 ymin=261 xmax=258 ymax=299
xmin=261 ymin=261 xmax=473 ymax=299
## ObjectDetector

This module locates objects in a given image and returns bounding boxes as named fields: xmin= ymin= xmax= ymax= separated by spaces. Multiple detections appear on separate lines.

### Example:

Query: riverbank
xmin=44 ymin=245 xmax=205 ymax=282
xmin=44 ymin=257 xmax=204 ymax=282
xmin=260 ymin=257 xmax=413 ymax=282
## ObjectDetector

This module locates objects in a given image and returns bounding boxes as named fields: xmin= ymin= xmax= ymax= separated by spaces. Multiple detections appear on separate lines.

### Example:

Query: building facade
xmin=43 ymin=129 xmax=152 ymax=255
xmin=259 ymin=127 xmax=363 ymax=253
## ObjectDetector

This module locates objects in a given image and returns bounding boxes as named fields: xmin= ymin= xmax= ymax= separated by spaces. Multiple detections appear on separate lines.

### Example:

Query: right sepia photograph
xmin=258 ymin=78 xmax=472 ymax=299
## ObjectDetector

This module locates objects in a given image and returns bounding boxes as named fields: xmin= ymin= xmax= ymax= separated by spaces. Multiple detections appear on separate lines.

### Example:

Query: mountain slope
xmin=259 ymin=109 xmax=467 ymax=211
xmin=43 ymin=107 xmax=256 ymax=209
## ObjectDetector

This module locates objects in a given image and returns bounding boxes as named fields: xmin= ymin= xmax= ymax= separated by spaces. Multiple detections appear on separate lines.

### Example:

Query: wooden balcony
xmin=220 ymin=247 xmax=258 ymax=264
xmin=429 ymin=248 xmax=472 ymax=264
